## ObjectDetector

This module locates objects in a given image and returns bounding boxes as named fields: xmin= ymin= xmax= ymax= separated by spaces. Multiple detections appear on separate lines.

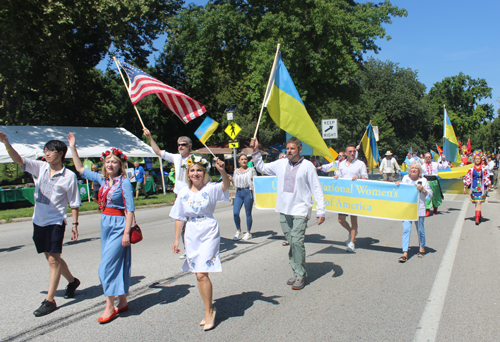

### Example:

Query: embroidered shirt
xmin=379 ymin=157 xmax=401 ymax=173
xmin=82 ymin=169 xmax=135 ymax=211
xmin=22 ymin=158 xmax=81 ymax=226
xmin=233 ymin=167 xmax=256 ymax=189
xmin=252 ymin=151 xmax=325 ymax=217
xmin=419 ymin=159 xmax=448 ymax=176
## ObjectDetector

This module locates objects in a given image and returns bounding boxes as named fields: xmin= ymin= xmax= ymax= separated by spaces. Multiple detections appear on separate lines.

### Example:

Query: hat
xmin=385 ymin=151 xmax=393 ymax=156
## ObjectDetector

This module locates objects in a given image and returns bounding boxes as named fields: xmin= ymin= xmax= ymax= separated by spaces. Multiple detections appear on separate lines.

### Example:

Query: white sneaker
xmin=346 ymin=242 xmax=355 ymax=252
xmin=346 ymin=231 xmax=358 ymax=246
xmin=233 ymin=231 xmax=243 ymax=240
xmin=179 ymin=254 xmax=186 ymax=259
xmin=242 ymin=232 xmax=252 ymax=240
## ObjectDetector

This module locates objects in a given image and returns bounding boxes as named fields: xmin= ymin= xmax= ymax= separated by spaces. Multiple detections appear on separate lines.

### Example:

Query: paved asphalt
xmin=1 ymin=188 xmax=500 ymax=341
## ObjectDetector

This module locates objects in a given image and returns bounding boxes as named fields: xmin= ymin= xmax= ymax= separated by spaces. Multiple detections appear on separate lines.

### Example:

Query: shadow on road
xmin=306 ymin=261 xmax=343 ymax=283
xmin=221 ymin=230 xmax=279 ymax=253
xmin=64 ymin=237 xmax=100 ymax=246
xmin=213 ymin=291 xmax=281 ymax=325
xmin=123 ymin=283 xmax=194 ymax=316
xmin=0 ymin=245 xmax=24 ymax=253
xmin=42 ymin=276 xmax=146 ymax=309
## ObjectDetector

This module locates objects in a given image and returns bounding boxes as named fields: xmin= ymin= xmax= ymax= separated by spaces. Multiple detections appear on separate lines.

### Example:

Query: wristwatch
xmin=72 ymin=222 xmax=79 ymax=226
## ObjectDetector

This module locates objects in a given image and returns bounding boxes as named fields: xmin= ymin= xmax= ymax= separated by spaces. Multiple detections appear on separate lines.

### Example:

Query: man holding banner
xmin=334 ymin=144 xmax=368 ymax=252
xmin=251 ymin=137 xmax=325 ymax=290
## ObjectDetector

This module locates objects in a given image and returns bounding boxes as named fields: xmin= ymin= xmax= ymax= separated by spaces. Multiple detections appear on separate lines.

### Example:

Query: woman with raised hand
xmin=396 ymin=161 xmax=432 ymax=263
xmin=228 ymin=154 xmax=256 ymax=241
xmin=67 ymin=133 xmax=134 ymax=324
xmin=170 ymin=155 xmax=230 ymax=331
xmin=463 ymin=151 xmax=491 ymax=225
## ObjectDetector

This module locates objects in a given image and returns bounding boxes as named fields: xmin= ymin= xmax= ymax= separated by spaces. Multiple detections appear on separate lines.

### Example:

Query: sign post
xmin=225 ymin=122 xmax=241 ymax=173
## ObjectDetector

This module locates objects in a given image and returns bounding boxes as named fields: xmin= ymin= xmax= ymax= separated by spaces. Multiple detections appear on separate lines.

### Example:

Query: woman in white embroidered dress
xmin=170 ymin=156 xmax=229 ymax=331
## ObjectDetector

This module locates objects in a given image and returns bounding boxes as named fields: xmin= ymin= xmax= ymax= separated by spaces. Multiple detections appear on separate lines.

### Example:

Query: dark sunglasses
xmin=178 ymin=143 xmax=188 ymax=147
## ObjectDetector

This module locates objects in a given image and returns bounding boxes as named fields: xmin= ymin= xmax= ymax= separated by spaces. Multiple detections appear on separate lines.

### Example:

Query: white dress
xmin=170 ymin=182 xmax=229 ymax=272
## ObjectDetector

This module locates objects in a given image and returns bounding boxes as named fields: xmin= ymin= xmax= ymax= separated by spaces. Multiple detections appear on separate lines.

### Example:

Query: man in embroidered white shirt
xmin=419 ymin=152 xmax=448 ymax=216
xmin=251 ymin=137 xmax=325 ymax=290
xmin=143 ymin=128 xmax=192 ymax=259
xmin=379 ymin=150 xmax=401 ymax=182
xmin=0 ymin=132 xmax=81 ymax=317
xmin=334 ymin=144 xmax=368 ymax=252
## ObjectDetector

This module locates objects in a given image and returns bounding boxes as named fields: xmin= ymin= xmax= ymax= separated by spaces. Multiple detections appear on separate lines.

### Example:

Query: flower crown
xmin=184 ymin=155 xmax=210 ymax=171
xmin=472 ymin=150 xmax=483 ymax=159
xmin=101 ymin=148 xmax=128 ymax=162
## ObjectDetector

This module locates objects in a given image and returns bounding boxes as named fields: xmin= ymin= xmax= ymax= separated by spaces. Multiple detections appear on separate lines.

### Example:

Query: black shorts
xmin=33 ymin=223 xmax=66 ymax=254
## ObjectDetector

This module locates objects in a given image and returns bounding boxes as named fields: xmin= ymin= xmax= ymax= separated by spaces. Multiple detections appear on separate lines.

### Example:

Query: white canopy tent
xmin=0 ymin=126 xmax=166 ymax=194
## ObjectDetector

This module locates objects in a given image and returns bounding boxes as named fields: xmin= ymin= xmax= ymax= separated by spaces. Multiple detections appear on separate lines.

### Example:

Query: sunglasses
xmin=178 ymin=143 xmax=188 ymax=147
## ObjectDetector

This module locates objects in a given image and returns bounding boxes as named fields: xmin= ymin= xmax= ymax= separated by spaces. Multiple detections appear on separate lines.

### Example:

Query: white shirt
xmin=319 ymin=161 xmax=337 ymax=174
xmin=233 ymin=167 xmax=257 ymax=189
xmin=488 ymin=160 xmax=495 ymax=176
xmin=401 ymin=175 xmax=433 ymax=217
xmin=161 ymin=151 xmax=190 ymax=194
xmin=420 ymin=159 xmax=448 ymax=176
xmin=337 ymin=159 xmax=368 ymax=179
xmin=253 ymin=151 xmax=325 ymax=217
xmin=23 ymin=158 xmax=81 ymax=226
xmin=380 ymin=157 xmax=401 ymax=173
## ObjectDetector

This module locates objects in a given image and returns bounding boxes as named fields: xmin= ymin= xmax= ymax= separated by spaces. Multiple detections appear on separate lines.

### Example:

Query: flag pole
xmin=112 ymin=57 xmax=146 ymax=129
xmin=253 ymin=43 xmax=281 ymax=139
xmin=203 ymin=143 xmax=217 ymax=159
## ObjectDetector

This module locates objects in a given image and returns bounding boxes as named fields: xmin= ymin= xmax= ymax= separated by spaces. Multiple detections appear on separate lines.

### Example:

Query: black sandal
xmin=282 ymin=241 xmax=289 ymax=246
xmin=398 ymin=255 xmax=408 ymax=263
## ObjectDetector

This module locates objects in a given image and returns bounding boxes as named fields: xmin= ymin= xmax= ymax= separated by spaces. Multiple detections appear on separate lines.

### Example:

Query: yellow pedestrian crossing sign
xmin=225 ymin=122 xmax=241 ymax=139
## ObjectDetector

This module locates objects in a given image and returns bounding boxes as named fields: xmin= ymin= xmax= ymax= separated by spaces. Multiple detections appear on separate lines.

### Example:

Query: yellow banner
xmin=254 ymin=176 xmax=419 ymax=221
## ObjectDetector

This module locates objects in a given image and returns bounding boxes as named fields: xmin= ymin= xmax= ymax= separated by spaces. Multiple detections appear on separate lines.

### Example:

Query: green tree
xmin=156 ymin=0 xmax=407 ymax=145
xmin=0 ymin=0 xmax=183 ymax=125
xmin=318 ymin=58 xmax=429 ymax=158
xmin=427 ymin=72 xmax=494 ymax=143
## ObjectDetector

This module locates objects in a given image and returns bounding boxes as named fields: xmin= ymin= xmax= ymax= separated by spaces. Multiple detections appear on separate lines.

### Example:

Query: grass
xmin=0 ymin=193 xmax=176 ymax=221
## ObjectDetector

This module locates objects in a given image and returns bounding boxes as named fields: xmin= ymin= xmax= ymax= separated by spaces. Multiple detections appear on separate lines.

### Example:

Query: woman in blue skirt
xmin=67 ymin=133 xmax=135 ymax=323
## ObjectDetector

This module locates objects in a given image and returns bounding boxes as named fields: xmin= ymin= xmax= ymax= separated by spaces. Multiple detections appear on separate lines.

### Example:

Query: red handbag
xmin=120 ymin=178 xmax=143 ymax=244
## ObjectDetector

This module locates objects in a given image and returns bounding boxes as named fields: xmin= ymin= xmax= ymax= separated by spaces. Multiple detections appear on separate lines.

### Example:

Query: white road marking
xmin=413 ymin=198 xmax=469 ymax=342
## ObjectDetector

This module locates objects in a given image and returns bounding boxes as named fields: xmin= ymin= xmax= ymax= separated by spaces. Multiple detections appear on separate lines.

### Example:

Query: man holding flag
xmin=251 ymin=136 xmax=325 ymax=290
xmin=143 ymin=128 xmax=192 ymax=258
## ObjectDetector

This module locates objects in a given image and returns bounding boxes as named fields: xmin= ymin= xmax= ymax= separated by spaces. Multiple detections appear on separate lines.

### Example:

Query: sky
xmin=102 ymin=0 xmax=500 ymax=114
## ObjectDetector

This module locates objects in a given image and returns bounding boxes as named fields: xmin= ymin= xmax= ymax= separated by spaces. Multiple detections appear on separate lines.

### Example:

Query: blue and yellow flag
xmin=360 ymin=122 xmax=379 ymax=169
xmin=443 ymin=105 xmax=459 ymax=163
xmin=194 ymin=116 xmax=219 ymax=144
xmin=264 ymin=54 xmax=332 ymax=158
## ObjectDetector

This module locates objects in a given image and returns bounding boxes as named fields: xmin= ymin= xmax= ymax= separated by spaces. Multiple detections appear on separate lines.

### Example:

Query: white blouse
xmin=233 ymin=167 xmax=256 ymax=189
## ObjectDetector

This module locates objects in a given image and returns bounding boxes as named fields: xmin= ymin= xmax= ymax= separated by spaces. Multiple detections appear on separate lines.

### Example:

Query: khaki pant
xmin=382 ymin=172 xmax=396 ymax=182
xmin=279 ymin=214 xmax=308 ymax=278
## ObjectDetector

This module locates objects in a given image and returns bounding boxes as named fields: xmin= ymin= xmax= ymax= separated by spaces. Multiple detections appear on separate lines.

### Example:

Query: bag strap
xmin=120 ymin=177 xmax=137 ymax=224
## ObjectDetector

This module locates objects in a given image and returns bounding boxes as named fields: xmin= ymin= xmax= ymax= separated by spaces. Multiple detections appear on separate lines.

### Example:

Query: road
xmin=1 ymin=191 xmax=500 ymax=341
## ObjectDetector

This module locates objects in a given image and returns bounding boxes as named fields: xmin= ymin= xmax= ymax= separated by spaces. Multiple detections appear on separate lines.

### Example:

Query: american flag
xmin=119 ymin=61 xmax=206 ymax=124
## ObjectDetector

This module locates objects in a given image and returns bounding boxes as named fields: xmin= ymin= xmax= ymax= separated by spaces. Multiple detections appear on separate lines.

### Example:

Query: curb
xmin=0 ymin=202 xmax=173 ymax=225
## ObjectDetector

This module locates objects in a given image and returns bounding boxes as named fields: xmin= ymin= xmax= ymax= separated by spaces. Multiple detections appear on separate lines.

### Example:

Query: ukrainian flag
xmin=360 ymin=122 xmax=379 ymax=169
xmin=264 ymin=54 xmax=332 ymax=158
xmin=443 ymin=105 xmax=459 ymax=163
xmin=194 ymin=116 xmax=219 ymax=144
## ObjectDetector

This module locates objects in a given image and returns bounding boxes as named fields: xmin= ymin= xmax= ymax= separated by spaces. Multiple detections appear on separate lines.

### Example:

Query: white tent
xmin=0 ymin=126 xmax=166 ymax=194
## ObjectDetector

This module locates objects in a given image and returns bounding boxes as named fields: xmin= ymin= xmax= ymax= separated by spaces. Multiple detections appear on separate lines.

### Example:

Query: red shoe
xmin=114 ymin=305 xmax=129 ymax=314
xmin=475 ymin=211 xmax=481 ymax=225
xmin=433 ymin=207 xmax=438 ymax=215
xmin=97 ymin=311 xmax=117 ymax=324
xmin=425 ymin=209 xmax=431 ymax=217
